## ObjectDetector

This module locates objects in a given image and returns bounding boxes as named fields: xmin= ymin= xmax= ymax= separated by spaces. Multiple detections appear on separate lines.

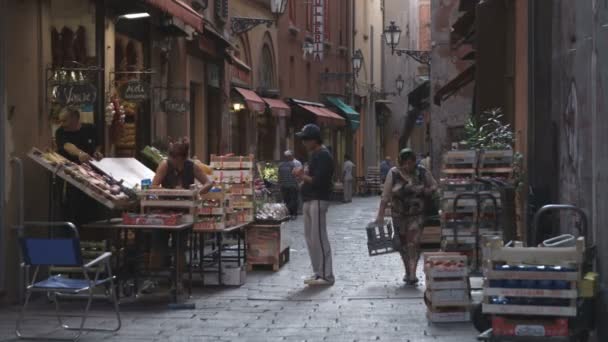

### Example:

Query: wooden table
xmin=83 ymin=219 xmax=193 ymax=303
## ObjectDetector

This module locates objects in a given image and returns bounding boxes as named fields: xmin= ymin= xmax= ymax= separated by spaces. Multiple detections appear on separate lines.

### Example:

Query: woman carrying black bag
xmin=375 ymin=148 xmax=438 ymax=285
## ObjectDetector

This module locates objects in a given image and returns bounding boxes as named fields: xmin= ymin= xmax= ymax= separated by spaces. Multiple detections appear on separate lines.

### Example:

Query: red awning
xmin=262 ymin=98 xmax=291 ymax=117
xmin=299 ymin=104 xmax=346 ymax=127
xmin=234 ymin=87 xmax=266 ymax=113
xmin=145 ymin=0 xmax=204 ymax=32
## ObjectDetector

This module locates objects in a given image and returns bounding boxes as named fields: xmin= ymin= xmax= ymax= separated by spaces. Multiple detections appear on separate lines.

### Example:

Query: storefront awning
xmin=408 ymin=80 xmax=430 ymax=109
xmin=262 ymin=98 xmax=291 ymax=117
xmin=326 ymin=96 xmax=359 ymax=129
xmin=234 ymin=87 xmax=266 ymax=113
xmin=434 ymin=64 xmax=476 ymax=106
xmin=299 ymin=104 xmax=346 ymax=127
xmin=145 ymin=0 xmax=204 ymax=33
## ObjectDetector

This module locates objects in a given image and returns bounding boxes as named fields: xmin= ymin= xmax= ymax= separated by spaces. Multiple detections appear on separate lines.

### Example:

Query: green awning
xmin=326 ymin=96 xmax=360 ymax=130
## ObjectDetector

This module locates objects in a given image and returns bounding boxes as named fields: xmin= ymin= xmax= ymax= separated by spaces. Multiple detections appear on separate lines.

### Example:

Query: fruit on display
xmin=262 ymin=163 xmax=278 ymax=182
xmin=30 ymin=148 xmax=133 ymax=202
xmin=141 ymin=146 xmax=166 ymax=165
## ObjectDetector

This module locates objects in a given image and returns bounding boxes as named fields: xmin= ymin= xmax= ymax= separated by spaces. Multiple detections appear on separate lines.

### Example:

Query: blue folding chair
xmin=16 ymin=222 xmax=121 ymax=341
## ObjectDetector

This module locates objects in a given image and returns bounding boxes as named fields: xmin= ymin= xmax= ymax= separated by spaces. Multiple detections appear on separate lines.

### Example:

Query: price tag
xmin=515 ymin=325 xmax=545 ymax=337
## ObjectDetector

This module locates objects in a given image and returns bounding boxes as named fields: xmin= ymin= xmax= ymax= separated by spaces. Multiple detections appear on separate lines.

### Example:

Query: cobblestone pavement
xmin=0 ymin=197 xmax=477 ymax=342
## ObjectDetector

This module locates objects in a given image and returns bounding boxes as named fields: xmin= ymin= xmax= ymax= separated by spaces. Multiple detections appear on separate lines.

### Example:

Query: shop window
xmin=324 ymin=0 xmax=330 ymax=41
xmin=260 ymin=44 xmax=275 ymax=90
xmin=289 ymin=56 xmax=295 ymax=89
xmin=289 ymin=0 xmax=296 ymax=22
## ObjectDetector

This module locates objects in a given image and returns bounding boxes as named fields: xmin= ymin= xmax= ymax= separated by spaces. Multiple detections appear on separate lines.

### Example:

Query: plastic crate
xmin=366 ymin=221 xmax=397 ymax=256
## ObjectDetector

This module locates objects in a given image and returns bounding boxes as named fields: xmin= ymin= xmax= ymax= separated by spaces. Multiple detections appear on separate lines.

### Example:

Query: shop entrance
xmin=206 ymin=87 xmax=221 ymax=159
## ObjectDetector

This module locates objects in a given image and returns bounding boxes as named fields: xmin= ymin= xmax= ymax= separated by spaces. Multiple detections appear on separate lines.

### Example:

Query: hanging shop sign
xmin=312 ymin=0 xmax=324 ymax=61
xmin=52 ymin=83 xmax=98 ymax=105
xmin=161 ymin=98 xmax=189 ymax=114
xmin=119 ymin=80 xmax=151 ymax=101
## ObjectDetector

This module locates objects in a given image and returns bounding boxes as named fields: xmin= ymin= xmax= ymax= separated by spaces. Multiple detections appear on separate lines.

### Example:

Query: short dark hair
xmin=344 ymin=154 xmax=351 ymax=160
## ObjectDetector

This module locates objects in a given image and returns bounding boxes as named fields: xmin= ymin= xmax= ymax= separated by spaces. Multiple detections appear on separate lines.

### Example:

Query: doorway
xmin=190 ymin=82 xmax=204 ymax=159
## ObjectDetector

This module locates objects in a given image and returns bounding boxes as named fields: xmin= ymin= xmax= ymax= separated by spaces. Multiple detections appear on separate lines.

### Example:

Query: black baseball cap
xmin=296 ymin=124 xmax=322 ymax=141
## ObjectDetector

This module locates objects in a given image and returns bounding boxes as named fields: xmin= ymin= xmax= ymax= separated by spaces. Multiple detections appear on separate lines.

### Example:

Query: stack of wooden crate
xmin=197 ymin=190 xmax=227 ymax=230
xmin=424 ymin=252 xmax=472 ymax=323
xmin=365 ymin=166 xmax=383 ymax=195
xmin=209 ymin=155 xmax=255 ymax=228
xmin=481 ymin=238 xmax=584 ymax=339
xmin=440 ymin=151 xmax=478 ymax=253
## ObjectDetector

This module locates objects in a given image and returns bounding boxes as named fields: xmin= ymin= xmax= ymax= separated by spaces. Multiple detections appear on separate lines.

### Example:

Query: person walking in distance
xmin=375 ymin=148 xmax=437 ymax=285
xmin=293 ymin=124 xmax=335 ymax=286
xmin=380 ymin=156 xmax=392 ymax=184
xmin=343 ymin=155 xmax=355 ymax=203
xmin=279 ymin=150 xmax=300 ymax=219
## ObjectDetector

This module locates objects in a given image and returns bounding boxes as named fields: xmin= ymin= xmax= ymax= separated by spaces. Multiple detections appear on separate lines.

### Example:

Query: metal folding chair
xmin=16 ymin=222 xmax=121 ymax=341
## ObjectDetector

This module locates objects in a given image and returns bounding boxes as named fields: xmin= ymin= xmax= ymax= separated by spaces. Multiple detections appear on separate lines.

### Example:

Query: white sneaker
xmin=306 ymin=277 xmax=335 ymax=286
xmin=303 ymin=275 xmax=318 ymax=285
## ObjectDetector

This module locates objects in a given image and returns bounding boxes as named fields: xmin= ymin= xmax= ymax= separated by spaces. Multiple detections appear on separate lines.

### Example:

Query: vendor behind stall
xmin=55 ymin=108 xmax=103 ymax=163
xmin=152 ymin=138 xmax=213 ymax=192
xmin=147 ymin=138 xmax=212 ymax=280
xmin=54 ymin=108 xmax=103 ymax=226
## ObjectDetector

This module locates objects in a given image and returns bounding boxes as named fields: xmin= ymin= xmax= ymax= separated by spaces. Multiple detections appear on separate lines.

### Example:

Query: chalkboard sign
xmin=119 ymin=80 xmax=150 ymax=101
xmin=162 ymin=99 xmax=189 ymax=114
xmin=52 ymin=83 xmax=97 ymax=105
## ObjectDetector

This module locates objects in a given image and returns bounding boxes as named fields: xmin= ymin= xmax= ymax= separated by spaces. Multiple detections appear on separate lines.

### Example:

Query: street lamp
xmin=352 ymin=49 xmax=363 ymax=77
xmin=270 ymin=0 xmax=288 ymax=18
xmin=232 ymin=0 xmax=288 ymax=35
xmin=395 ymin=75 xmax=405 ymax=95
xmin=383 ymin=21 xmax=402 ymax=53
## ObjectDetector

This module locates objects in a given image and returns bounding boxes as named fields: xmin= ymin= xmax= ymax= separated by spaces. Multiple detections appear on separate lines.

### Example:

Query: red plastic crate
xmin=492 ymin=316 xmax=568 ymax=337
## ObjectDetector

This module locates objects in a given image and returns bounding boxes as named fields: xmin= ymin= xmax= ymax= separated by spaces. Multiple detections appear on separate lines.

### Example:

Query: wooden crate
xmin=479 ymin=150 xmax=513 ymax=169
xmin=210 ymin=154 xmax=254 ymax=170
xmin=247 ymin=223 xmax=290 ymax=271
xmin=481 ymin=238 xmax=584 ymax=318
xmin=426 ymin=308 xmax=471 ymax=323
xmin=443 ymin=150 xmax=478 ymax=168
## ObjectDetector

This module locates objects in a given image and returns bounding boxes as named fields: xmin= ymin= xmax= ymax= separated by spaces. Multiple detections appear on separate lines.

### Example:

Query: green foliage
xmin=462 ymin=108 xmax=514 ymax=150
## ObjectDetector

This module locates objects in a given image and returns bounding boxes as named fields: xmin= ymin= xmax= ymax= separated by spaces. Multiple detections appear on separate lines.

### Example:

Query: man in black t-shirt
xmin=293 ymin=124 xmax=335 ymax=286
xmin=55 ymin=108 xmax=102 ymax=163
xmin=54 ymin=108 xmax=103 ymax=226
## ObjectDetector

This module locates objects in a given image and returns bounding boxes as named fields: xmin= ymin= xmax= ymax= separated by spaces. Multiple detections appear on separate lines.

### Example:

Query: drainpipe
xmin=0 ymin=0 xmax=6 ymax=296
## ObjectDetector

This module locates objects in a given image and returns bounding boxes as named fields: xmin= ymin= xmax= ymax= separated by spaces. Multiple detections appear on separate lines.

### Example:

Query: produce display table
xmin=246 ymin=220 xmax=290 ymax=271
xmin=83 ymin=218 xmax=193 ymax=303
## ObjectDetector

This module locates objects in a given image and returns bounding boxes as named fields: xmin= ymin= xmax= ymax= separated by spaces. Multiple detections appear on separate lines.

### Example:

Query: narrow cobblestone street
xmin=0 ymin=197 xmax=476 ymax=342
